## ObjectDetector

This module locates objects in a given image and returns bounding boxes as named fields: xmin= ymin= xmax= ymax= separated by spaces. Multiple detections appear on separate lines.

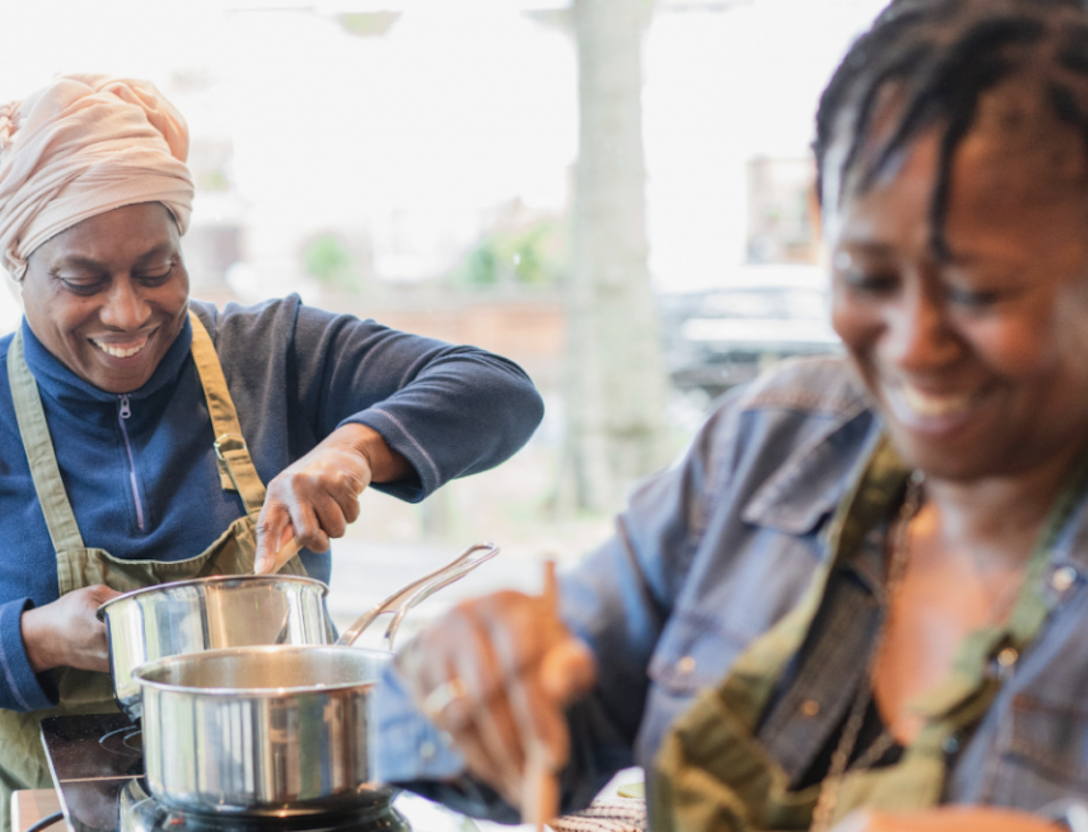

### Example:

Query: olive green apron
xmin=652 ymin=435 xmax=1085 ymax=832
xmin=0 ymin=312 xmax=307 ymax=831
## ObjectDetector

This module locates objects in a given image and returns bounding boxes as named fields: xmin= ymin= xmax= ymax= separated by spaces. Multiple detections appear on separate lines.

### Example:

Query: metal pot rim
xmin=132 ymin=644 xmax=391 ymax=698
xmin=96 ymin=573 xmax=331 ymax=621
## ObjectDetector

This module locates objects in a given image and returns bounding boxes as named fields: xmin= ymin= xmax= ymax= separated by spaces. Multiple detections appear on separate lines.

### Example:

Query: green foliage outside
xmin=336 ymin=12 xmax=400 ymax=38
xmin=450 ymin=217 xmax=565 ymax=291
xmin=303 ymin=234 xmax=359 ymax=292
xmin=198 ymin=168 xmax=229 ymax=192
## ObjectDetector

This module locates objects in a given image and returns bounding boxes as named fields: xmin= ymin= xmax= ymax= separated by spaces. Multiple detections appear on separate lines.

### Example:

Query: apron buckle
xmin=214 ymin=433 xmax=248 ymax=462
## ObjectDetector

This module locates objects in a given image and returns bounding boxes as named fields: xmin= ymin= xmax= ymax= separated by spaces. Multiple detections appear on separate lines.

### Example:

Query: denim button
xmin=1052 ymin=566 xmax=1077 ymax=593
xmin=997 ymin=647 xmax=1018 ymax=668
xmin=677 ymin=656 xmax=696 ymax=674
xmin=800 ymin=699 xmax=820 ymax=718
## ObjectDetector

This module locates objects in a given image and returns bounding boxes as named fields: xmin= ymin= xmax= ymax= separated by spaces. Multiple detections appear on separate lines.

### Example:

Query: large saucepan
xmin=130 ymin=542 xmax=499 ymax=818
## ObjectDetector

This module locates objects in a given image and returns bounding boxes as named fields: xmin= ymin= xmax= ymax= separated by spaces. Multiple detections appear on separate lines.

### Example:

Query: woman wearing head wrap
xmin=380 ymin=1 xmax=1088 ymax=831
xmin=0 ymin=74 xmax=543 ymax=825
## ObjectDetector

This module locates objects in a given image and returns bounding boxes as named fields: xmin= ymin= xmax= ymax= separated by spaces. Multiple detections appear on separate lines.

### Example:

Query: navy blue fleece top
xmin=0 ymin=295 xmax=543 ymax=712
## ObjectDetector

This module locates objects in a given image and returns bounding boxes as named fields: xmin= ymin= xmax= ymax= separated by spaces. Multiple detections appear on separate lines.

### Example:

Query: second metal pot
xmin=99 ymin=574 xmax=332 ymax=720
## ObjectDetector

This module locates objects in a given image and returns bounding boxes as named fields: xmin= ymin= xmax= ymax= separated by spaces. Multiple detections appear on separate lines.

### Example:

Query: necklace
xmin=808 ymin=469 xmax=924 ymax=832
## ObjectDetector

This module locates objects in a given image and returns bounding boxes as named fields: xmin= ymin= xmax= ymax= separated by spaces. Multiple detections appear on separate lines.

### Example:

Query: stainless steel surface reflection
xmin=99 ymin=575 xmax=332 ymax=720
xmin=134 ymin=646 xmax=394 ymax=817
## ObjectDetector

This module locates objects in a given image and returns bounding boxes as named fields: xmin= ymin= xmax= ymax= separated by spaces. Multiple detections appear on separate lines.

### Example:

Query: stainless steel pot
xmin=131 ymin=542 xmax=499 ymax=818
xmin=99 ymin=574 xmax=333 ymax=720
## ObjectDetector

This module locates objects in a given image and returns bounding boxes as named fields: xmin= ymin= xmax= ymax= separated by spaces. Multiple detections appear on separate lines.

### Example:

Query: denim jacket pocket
xmin=648 ymin=607 xmax=762 ymax=696
xmin=638 ymin=607 xmax=762 ymax=767
xmin=740 ymin=425 xmax=860 ymax=536
xmin=993 ymin=694 xmax=1088 ymax=805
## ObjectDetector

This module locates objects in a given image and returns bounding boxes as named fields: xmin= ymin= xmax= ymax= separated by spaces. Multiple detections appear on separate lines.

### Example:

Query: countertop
xmin=13 ymin=789 xmax=64 ymax=832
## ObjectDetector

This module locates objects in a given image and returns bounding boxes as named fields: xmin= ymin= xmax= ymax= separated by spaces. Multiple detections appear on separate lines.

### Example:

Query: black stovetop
xmin=41 ymin=713 xmax=144 ymax=832
xmin=39 ymin=713 xmax=419 ymax=832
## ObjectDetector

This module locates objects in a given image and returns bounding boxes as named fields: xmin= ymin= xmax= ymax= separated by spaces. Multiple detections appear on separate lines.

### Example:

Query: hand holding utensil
xmin=254 ymin=531 xmax=302 ymax=575
xmin=399 ymin=557 xmax=596 ymax=823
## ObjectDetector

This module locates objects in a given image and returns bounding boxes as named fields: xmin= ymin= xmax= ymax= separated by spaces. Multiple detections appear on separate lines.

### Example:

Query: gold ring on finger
xmin=422 ymin=677 xmax=469 ymax=720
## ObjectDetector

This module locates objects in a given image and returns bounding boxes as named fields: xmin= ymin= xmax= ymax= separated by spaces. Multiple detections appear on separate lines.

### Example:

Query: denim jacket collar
xmin=740 ymin=373 xmax=878 ymax=540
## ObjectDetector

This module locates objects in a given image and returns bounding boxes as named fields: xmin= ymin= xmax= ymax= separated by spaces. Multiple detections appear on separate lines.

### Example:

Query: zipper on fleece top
xmin=117 ymin=394 xmax=146 ymax=531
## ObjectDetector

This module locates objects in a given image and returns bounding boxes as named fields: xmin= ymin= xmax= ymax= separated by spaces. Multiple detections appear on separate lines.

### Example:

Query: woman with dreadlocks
xmin=376 ymin=0 xmax=1088 ymax=829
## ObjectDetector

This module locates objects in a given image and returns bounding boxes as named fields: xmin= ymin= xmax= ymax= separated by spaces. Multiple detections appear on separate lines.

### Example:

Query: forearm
xmin=835 ymin=806 xmax=1069 ymax=832
xmin=273 ymin=301 xmax=543 ymax=501
xmin=344 ymin=348 xmax=544 ymax=501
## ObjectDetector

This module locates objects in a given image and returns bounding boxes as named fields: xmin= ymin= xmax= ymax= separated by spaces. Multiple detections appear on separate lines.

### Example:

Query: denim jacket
xmin=374 ymin=356 xmax=1088 ymax=821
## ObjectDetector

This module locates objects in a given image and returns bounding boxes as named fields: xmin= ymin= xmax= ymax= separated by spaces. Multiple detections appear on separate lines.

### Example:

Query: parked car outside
xmin=658 ymin=264 xmax=842 ymax=398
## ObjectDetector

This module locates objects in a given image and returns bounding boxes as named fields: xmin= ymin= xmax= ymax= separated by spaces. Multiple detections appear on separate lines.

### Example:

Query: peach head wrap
xmin=0 ymin=74 xmax=195 ymax=281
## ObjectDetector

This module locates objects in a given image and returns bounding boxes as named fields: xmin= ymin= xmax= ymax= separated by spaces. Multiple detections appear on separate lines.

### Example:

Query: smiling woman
xmin=825 ymin=67 xmax=1088 ymax=487
xmin=0 ymin=73 xmax=544 ymax=832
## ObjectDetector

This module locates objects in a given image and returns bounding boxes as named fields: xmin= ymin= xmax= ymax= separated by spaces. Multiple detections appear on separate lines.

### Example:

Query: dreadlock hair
xmin=814 ymin=0 xmax=1088 ymax=259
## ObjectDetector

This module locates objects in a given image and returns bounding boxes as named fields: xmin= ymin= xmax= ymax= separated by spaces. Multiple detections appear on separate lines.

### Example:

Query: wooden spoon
xmin=521 ymin=560 xmax=560 ymax=832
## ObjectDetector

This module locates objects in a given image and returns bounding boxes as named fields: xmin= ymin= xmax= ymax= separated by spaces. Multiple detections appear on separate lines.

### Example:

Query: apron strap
xmin=7 ymin=329 xmax=85 ymax=553
xmin=188 ymin=311 xmax=267 ymax=516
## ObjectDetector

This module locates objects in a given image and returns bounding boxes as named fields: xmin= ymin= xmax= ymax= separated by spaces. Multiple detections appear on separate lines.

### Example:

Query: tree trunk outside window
xmin=559 ymin=0 xmax=669 ymax=514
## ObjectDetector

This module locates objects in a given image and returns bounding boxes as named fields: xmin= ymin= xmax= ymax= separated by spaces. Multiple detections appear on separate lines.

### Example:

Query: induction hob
xmin=38 ymin=713 xmax=453 ymax=832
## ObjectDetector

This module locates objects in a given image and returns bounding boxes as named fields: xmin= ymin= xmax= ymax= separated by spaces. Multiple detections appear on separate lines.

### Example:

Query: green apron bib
xmin=652 ymin=434 xmax=1084 ymax=832
xmin=0 ymin=312 xmax=307 ymax=832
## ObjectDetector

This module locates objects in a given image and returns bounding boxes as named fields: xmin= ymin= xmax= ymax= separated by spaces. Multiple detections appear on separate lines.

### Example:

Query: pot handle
xmin=336 ymin=542 xmax=500 ymax=648
xmin=379 ymin=549 xmax=500 ymax=649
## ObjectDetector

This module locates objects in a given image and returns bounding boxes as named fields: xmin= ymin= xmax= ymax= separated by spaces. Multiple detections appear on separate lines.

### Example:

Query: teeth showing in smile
xmin=898 ymin=384 xmax=974 ymax=417
xmin=92 ymin=339 xmax=146 ymax=359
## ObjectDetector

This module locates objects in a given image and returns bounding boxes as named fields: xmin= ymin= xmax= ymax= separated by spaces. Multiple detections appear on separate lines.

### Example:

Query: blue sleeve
xmin=0 ymin=598 xmax=59 ymax=713
xmin=372 ymin=665 xmax=467 ymax=781
xmin=214 ymin=296 xmax=545 ymax=504
xmin=293 ymin=301 xmax=544 ymax=502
